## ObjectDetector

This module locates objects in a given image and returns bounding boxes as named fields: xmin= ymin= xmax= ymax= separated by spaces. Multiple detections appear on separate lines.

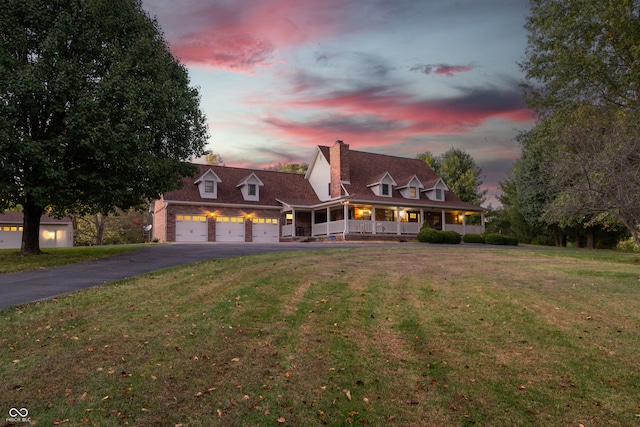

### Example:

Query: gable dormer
xmin=367 ymin=172 xmax=397 ymax=197
xmin=396 ymin=175 xmax=424 ymax=200
xmin=236 ymin=172 xmax=264 ymax=201
xmin=194 ymin=168 xmax=222 ymax=199
xmin=423 ymin=178 xmax=448 ymax=201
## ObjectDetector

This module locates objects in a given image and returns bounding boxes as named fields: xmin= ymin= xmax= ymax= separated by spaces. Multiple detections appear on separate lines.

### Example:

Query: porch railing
xmin=445 ymin=224 xmax=484 ymax=235
xmin=290 ymin=220 xmax=483 ymax=238
xmin=282 ymin=224 xmax=294 ymax=237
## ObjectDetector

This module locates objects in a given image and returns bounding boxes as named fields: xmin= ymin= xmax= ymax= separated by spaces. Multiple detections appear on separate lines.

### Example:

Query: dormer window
xmin=423 ymin=178 xmax=448 ymax=201
xmin=397 ymin=175 xmax=424 ymax=199
xmin=195 ymin=169 xmax=222 ymax=199
xmin=367 ymin=172 xmax=396 ymax=197
xmin=236 ymin=172 xmax=264 ymax=202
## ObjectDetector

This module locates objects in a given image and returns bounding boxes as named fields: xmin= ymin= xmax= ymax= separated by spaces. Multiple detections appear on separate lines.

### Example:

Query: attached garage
xmin=175 ymin=214 xmax=208 ymax=242
xmin=215 ymin=216 xmax=245 ymax=242
xmin=252 ymin=218 xmax=279 ymax=243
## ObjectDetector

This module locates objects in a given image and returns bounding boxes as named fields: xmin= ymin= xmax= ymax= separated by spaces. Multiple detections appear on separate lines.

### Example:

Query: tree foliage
xmin=74 ymin=209 xmax=149 ymax=246
xmin=264 ymin=162 xmax=309 ymax=174
xmin=0 ymin=0 xmax=208 ymax=254
xmin=518 ymin=0 xmax=640 ymax=246
xmin=417 ymin=148 xmax=487 ymax=206
xmin=521 ymin=0 xmax=640 ymax=113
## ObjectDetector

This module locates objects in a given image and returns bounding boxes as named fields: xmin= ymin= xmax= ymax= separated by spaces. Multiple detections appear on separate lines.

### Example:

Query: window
xmin=409 ymin=187 xmax=417 ymax=198
xmin=248 ymin=184 xmax=256 ymax=196
xmin=381 ymin=183 xmax=389 ymax=196
xmin=328 ymin=183 xmax=331 ymax=196
xmin=204 ymin=180 xmax=215 ymax=193
xmin=435 ymin=188 xmax=443 ymax=200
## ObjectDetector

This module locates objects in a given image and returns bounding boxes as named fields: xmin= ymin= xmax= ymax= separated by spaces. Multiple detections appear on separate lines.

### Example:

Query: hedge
xmin=484 ymin=233 xmax=519 ymax=246
xmin=417 ymin=228 xmax=461 ymax=244
xmin=462 ymin=233 xmax=485 ymax=244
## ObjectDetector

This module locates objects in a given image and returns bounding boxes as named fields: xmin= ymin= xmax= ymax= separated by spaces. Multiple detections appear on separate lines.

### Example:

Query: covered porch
xmin=281 ymin=202 xmax=484 ymax=239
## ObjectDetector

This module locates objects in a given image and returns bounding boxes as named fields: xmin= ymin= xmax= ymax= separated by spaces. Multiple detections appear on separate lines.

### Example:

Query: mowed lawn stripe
xmin=1 ymin=247 xmax=639 ymax=426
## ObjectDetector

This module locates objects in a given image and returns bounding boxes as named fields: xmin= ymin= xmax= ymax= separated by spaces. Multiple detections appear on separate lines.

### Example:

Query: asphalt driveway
xmin=0 ymin=242 xmax=370 ymax=311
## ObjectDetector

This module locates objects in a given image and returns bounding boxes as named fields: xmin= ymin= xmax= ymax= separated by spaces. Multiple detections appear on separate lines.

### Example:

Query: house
xmin=153 ymin=140 xmax=485 ymax=243
xmin=0 ymin=212 xmax=74 ymax=249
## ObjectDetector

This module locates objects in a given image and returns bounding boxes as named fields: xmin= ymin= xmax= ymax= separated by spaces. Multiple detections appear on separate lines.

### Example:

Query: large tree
xmin=519 ymin=0 xmax=640 ymax=245
xmin=417 ymin=148 xmax=487 ymax=206
xmin=0 ymin=0 xmax=208 ymax=254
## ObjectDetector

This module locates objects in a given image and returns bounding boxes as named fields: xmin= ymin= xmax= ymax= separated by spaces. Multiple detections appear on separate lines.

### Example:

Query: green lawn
xmin=1 ymin=247 xmax=639 ymax=426
xmin=0 ymin=245 xmax=144 ymax=274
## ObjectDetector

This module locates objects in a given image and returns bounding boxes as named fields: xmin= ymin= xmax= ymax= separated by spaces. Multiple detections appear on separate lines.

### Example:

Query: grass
xmin=0 ymin=245 xmax=144 ymax=274
xmin=1 ymin=247 xmax=639 ymax=426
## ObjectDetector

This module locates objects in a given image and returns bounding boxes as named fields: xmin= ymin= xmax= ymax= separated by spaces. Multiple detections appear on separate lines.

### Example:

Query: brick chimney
xmin=329 ymin=140 xmax=350 ymax=198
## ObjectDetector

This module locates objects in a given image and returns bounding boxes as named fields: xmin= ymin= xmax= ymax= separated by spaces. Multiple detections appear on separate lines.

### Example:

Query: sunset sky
xmin=141 ymin=0 xmax=535 ymax=206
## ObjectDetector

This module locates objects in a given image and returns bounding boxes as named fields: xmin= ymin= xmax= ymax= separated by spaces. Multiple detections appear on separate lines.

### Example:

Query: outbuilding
xmin=0 ymin=212 xmax=74 ymax=249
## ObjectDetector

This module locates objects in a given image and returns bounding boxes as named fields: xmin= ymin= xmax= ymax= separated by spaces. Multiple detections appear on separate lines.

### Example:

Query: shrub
xmin=417 ymin=228 xmax=443 ymax=243
xmin=441 ymin=230 xmax=462 ymax=244
xmin=485 ymin=233 xmax=519 ymax=246
xmin=463 ymin=233 xmax=485 ymax=244
xmin=417 ymin=229 xmax=461 ymax=244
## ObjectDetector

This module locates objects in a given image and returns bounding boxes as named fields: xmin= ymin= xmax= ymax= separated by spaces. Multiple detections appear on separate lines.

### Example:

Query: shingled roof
xmin=318 ymin=146 xmax=482 ymax=211
xmin=0 ymin=212 xmax=72 ymax=224
xmin=162 ymin=164 xmax=320 ymax=206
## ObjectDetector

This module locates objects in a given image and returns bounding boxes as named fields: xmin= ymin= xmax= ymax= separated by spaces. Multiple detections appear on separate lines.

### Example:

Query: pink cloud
xmin=151 ymin=0 xmax=350 ymax=70
xmin=258 ymin=83 xmax=533 ymax=146
xmin=410 ymin=63 xmax=473 ymax=77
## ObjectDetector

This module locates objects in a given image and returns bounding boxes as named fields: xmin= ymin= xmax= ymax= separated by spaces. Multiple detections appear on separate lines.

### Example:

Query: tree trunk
xmin=586 ymin=226 xmax=595 ymax=250
xmin=93 ymin=214 xmax=108 ymax=246
xmin=21 ymin=200 xmax=44 ymax=255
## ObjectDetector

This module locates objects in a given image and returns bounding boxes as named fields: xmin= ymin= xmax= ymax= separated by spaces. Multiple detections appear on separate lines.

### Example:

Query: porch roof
xmin=277 ymin=195 xmax=483 ymax=213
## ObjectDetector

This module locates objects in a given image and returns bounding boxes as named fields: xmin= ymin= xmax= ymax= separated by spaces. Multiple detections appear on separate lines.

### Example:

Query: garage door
xmin=175 ymin=215 xmax=208 ymax=242
xmin=252 ymin=218 xmax=279 ymax=243
xmin=215 ymin=216 xmax=245 ymax=242
xmin=0 ymin=225 xmax=23 ymax=249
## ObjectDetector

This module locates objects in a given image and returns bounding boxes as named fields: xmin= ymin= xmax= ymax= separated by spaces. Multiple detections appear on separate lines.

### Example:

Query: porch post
xmin=420 ymin=208 xmax=424 ymax=227
xmin=311 ymin=209 xmax=316 ymax=236
xmin=441 ymin=210 xmax=446 ymax=231
xmin=371 ymin=206 xmax=376 ymax=235
xmin=343 ymin=203 xmax=348 ymax=237
xmin=396 ymin=206 xmax=401 ymax=235
xmin=292 ymin=208 xmax=297 ymax=237
xmin=462 ymin=213 xmax=466 ymax=235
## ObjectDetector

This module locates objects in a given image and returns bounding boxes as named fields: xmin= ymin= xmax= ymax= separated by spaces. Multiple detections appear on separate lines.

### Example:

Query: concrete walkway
xmin=0 ymin=242 xmax=369 ymax=311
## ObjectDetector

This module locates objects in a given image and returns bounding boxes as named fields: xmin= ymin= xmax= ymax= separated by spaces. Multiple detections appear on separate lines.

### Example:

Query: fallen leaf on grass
xmin=345 ymin=390 xmax=351 ymax=400
xmin=277 ymin=416 xmax=285 ymax=423
xmin=231 ymin=357 xmax=240 ymax=362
